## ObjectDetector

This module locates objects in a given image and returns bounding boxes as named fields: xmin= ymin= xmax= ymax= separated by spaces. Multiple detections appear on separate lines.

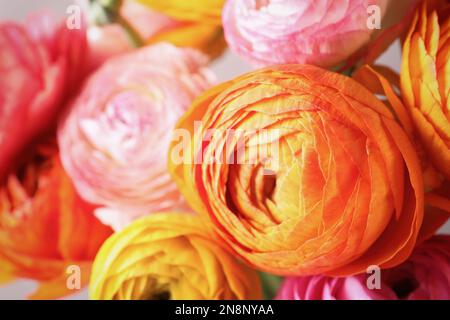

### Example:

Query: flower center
xmin=385 ymin=265 xmax=420 ymax=300
xmin=150 ymin=291 xmax=171 ymax=300
xmin=80 ymin=90 xmax=159 ymax=164
xmin=391 ymin=277 xmax=419 ymax=300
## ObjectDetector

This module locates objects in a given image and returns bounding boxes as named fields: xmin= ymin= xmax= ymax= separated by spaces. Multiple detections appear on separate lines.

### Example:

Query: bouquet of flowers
xmin=0 ymin=0 xmax=449 ymax=300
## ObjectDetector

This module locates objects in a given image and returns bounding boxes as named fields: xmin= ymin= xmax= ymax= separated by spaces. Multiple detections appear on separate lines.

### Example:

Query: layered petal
xmin=400 ymin=0 xmax=450 ymax=180
xmin=58 ymin=43 xmax=216 ymax=230
xmin=352 ymin=64 xmax=449 ymax=236
xmin=169 ymin=64 xmax=424 ymax=276
xmin=277 ymin=235 xmax=450 ymax=300
xmin=222 ymin=0 xmax=393 ymax=67
xmin=136 ymin=0 xmax=224 ymax=25
xmin=90 ymin=213 xmax=262 ymax=300
xmin=0 ymin=12 xmax=88 ymax=182
xmin=0 ymin=142 xmax=112 ymax=299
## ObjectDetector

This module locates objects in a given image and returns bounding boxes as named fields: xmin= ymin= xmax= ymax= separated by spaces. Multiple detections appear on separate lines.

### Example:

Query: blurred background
xmin=0 ymin=0 xmax=448 ymax=299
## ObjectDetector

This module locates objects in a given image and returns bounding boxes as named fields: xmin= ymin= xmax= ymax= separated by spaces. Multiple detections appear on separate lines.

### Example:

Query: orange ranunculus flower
xmin=352 ymin=64 xmax=449 ymax=239
xmin=0 ymin=142 xmax=112 ymax=299
xmin=90 ymin=213 xmax=262 ymax=300
xmin=169 ymin=64 xmax=424 ymax=276
xmin=401 ymin=0 xmax=450 ymax=180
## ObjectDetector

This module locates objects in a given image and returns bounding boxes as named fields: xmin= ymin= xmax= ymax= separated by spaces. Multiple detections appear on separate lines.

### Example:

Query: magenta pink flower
xmin=0 ymin=12 xmax=87 ymax=181
xmin=276 ymin=235 xmax=450 ymax=300
xmin=58 ymin=43 xmax=215 ymax=230
xmin=222 ymin=0 xmax=388 ymax=67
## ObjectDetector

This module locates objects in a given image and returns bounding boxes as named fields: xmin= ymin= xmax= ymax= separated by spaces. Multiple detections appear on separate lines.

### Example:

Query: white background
xmin=0 ymin=0 xmax=448 ymax=299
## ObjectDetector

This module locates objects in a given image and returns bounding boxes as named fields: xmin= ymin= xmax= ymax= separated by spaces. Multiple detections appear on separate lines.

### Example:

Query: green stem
xmin=259 ymin=272 xmax=283 ymax=300
xmin=89 ymin=0 xmax=144 ymax=48
xmin=116 ymin=15 xmax=144 ymax=48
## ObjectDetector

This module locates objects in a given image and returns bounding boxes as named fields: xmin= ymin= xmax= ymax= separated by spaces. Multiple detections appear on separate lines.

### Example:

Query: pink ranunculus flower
xmin=222 ymin=0 xmax=389 ymax=68
xmin=0 ymin=13 xmax=87 ymax=182
xmin=87 ymin=0 xmax=181 ymax=69
xmin=58 ymin=43 xmax=216 ymax=231
xmin=276 ymin=235 xmax=450 ymax=300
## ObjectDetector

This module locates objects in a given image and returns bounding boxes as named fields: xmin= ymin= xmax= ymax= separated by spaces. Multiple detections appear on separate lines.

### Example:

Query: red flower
xmin=0 ymin=12 xmax=88 ymax=181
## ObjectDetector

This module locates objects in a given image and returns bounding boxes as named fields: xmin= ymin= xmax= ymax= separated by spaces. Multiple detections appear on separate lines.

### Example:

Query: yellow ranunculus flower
xmin=146 ymin=22 xmax=226 ymax=60
xmin=136 ymin=0 xmax=224 ymax=25
xmin=89 ymin=213 xmax=262 ymax=300
xmin=401 ymin=0 xmax=450 ymax=180
xmin=129 ymin=0 xmax=226 ymax=59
